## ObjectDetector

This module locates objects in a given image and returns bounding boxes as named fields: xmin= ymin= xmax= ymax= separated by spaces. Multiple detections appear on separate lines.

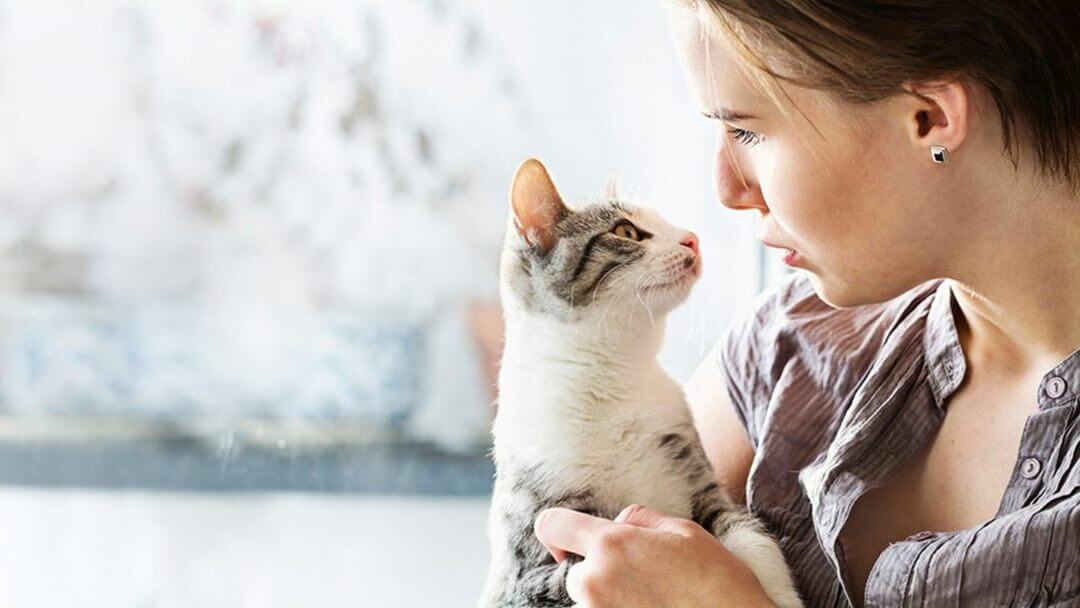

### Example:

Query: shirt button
xmin=1046 ymin=376 xmax=1067 ymax=399
xmin=1020 ymin=457 xmax=1042 ymax=479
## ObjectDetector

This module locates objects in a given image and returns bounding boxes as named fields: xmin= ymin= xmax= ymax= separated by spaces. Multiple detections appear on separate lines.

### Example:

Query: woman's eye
xmin=727 ymin=127 xmax=763 ymax=146
xmin=612 ymin=222 xmax=641 ymax=241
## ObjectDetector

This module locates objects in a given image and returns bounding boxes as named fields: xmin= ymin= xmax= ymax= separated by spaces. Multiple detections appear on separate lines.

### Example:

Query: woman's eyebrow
xmin=702 ymin=108 xmax=758 ymax=122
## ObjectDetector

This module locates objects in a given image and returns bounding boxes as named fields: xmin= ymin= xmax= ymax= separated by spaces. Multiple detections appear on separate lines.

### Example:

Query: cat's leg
xmin=717 ymin=518 xmax=804 ymax=608
xmin=515 ymin=558 xmax=577 ymax=607
xmin=482 ymin=500 xmax=580 ymax=608
xmin=482 ymin=480 xmax=594 ymax=607
xmin=682 ymin=453 xmax=803 ymax=608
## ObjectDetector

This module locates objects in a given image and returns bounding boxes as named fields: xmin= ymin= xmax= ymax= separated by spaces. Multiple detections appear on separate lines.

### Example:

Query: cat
xmin=479 ymin=158 xmax=802 ymax=608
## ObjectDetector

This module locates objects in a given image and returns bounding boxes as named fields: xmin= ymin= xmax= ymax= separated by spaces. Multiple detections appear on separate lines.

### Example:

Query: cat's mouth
xmin=643 ymin=258 xmax=701 ymax=292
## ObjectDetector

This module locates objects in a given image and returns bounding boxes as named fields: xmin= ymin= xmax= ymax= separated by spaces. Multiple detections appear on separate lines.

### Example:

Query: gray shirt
xmin=717 ymin=272 xmax=1080 ymax=607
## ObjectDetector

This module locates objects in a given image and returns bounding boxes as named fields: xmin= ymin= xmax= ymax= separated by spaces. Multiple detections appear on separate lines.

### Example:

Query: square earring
xmin=930 ymin=145 xmax=949 ymax=164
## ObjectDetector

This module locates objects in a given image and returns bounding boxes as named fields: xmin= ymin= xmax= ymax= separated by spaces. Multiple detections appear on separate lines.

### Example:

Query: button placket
xmin=998 ymin=408 xmax=1062 ymax=512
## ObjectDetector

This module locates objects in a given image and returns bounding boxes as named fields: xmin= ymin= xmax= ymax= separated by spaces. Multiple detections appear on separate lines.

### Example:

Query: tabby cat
xmin=480 ymin=158 xmax=802 ymax=608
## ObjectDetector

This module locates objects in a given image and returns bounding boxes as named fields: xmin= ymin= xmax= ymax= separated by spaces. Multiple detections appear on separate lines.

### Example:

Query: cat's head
xmin=499 ymin=158 xmax=701 ymax=326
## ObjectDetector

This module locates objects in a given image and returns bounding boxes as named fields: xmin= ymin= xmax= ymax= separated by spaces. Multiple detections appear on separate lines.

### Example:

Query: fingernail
xmin=534 ymin=509 xmax=549 ymax=534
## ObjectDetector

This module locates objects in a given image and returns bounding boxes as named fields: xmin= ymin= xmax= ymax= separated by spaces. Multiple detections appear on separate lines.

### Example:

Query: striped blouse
xmin=717 ymin=272 xmax=1080 ymax=607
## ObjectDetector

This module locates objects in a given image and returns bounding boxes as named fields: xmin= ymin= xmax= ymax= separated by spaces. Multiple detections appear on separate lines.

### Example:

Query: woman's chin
xmin=808 ymin=271 xmax=916 ymax=309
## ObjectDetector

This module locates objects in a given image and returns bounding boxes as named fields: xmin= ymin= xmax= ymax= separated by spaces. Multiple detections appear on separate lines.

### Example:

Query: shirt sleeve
xmin=715 ymin=272 xmax=815 ymax=450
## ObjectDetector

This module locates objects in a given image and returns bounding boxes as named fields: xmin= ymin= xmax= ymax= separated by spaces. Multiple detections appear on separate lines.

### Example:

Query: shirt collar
xmin=922 ymin=279 xmax=967 ymax=409
xmin=922 ymin=278 xmax=1080 ymax=411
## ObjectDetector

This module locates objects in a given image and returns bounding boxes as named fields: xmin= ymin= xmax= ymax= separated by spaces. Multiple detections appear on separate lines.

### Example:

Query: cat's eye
xmin=612 ymin=221 xmax=642 ymax=241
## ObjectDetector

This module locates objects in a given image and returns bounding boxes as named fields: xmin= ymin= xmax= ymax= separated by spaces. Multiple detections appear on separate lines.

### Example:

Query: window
xmin=0 ymin=1 xmax=768 ymax=605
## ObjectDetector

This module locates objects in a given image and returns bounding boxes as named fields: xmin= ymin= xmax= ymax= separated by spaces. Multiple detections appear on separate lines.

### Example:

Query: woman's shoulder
xmin=716 ymin=272 xmax=942 ymax=447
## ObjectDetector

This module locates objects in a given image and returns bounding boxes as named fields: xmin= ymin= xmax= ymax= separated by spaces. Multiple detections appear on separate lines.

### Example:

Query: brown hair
xmin=681 ymin=0 xmax=1080 ymax=189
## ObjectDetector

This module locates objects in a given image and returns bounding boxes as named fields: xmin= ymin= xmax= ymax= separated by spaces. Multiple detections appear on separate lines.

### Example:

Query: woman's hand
xmin=533 ymin=504 xmax=777 ymax=608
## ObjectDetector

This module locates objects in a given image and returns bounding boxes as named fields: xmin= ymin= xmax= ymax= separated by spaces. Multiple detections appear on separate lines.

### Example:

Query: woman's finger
xmin=614 ymin=504 xmax=665 ymax=526
xmin=534 ymin=507 xmax=618 ymax=560
xmin=615 ymin=503 xmax=700 ymax=537
xmin=564 ymin=559 xmax=588 ymax=603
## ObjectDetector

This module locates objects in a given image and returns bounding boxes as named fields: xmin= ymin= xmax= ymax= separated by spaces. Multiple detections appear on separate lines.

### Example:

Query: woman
xmin=532 ymin=1 xmax=1080 ymax=606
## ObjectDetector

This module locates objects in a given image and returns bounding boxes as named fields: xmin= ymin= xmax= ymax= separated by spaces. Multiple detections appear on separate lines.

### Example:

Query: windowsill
xmin=0 ymin=426 xmax=494 ymax=496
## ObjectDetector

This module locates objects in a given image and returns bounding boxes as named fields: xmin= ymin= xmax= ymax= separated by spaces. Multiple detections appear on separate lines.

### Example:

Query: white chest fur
xmin=492 ymin=314 xmax=696 ymax=517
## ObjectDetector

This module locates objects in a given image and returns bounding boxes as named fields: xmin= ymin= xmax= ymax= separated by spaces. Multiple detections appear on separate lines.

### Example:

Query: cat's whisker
xmin=588 ymin=262 xmax=634 ymax=338
xmin=643 ymin=296 xmax=657 ymax=328
xmin=633 ymin=173 xmax=647 ymax=201
xmin=629 ymin=266 xmax=657 ymax=328
xmin=597 ymin=265 xmax=652 ymax=337
xmin=593 ymin=265 xmax=643 ymax=339
xmin=588 ymin=261 xmax=630 ymax=304
xmin=683 ymin=287 xmax=701 ymax=344
xmin=594 ymin=283 xmax=630 ymax=337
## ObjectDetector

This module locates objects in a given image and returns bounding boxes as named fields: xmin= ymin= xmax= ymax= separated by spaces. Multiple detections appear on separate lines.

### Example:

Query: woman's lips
xmin=761 ymin=240 xmax=804 ymax=267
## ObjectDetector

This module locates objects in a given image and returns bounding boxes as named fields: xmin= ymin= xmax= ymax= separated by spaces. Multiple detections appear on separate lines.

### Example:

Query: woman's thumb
xmin=614 ymin=504 xmax=670 ymax=528
xmin=615 ymin=504 xmax=704 ymax=537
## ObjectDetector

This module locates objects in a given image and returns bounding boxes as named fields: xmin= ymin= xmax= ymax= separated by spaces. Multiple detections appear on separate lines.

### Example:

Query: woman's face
xmin=669 ymin=8 xmax=963 ymax=307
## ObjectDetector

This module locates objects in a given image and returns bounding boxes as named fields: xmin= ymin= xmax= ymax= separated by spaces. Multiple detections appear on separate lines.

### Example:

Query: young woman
xmin=532 ymin=1 xmax=1080 ymax=606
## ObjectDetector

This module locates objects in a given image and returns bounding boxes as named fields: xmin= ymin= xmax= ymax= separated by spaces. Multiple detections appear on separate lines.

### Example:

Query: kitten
xmin=479 ymin=158 xmax=802 ymax=608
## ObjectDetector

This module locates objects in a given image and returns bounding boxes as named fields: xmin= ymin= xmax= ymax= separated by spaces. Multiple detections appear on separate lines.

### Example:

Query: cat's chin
xmin=647 ymin=271 xmax=697 ymax=292
xmin=642 ymin=264 xmax=700 ymax=301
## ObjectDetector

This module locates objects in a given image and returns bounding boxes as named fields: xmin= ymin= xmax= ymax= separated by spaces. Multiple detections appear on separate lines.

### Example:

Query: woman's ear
xmin=510 ymin=158 xmax=568 ymax=252
xmin=902 ymin=79 xmax=972 ymax=159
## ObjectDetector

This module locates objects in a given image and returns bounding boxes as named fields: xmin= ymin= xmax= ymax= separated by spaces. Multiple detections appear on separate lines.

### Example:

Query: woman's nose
xmin=714 ymin=138 xmax=766 ymax=212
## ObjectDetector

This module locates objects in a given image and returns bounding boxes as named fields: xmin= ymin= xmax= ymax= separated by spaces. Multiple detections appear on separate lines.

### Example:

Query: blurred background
xmin=0 ymin=0 xmax=789 ymax=606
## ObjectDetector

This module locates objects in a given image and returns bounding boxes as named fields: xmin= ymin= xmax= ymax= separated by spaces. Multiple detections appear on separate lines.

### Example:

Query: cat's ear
xmin=510 ymin=158 xmax=567 ymax=252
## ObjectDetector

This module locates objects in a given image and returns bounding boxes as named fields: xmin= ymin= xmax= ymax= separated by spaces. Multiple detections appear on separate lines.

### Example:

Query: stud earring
xmin=930 ymin=144 xmax=949 ymax=164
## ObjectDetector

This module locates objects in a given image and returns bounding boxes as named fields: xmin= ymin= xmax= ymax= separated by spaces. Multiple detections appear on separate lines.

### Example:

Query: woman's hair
xmin=679 ymin=0 xmax=1080 ymax=189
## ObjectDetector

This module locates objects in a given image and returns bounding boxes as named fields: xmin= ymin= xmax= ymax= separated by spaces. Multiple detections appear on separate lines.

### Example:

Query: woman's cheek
xmin=760 ymin=155 xmax=815 ymax=229
xmin=769 ymin=174 xmax=846 ymax=258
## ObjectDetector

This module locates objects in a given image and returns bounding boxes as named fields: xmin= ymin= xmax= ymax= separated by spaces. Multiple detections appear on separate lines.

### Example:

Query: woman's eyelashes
xmin=727 ymin=127 xmax=763 ymax=146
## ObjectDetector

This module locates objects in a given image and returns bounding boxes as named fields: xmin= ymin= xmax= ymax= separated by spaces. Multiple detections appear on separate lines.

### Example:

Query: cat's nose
xmin=680 ymin=232 xmax=699 ymax=256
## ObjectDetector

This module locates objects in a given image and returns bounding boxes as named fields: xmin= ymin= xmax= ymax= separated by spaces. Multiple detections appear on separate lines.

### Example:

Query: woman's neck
xmin=947 ymin=175 xmax=1080 ymax=377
